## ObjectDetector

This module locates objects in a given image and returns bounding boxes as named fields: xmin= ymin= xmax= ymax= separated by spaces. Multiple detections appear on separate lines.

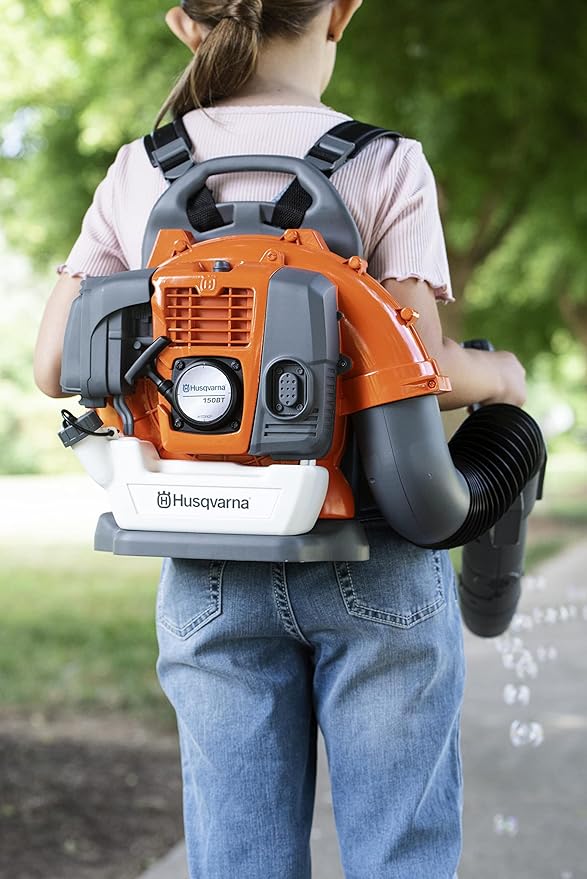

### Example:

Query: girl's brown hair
xmin=157 ymin=0 xmax=331 ymax=124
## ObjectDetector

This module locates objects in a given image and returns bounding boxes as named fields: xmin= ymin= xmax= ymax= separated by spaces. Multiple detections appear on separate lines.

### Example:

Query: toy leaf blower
xmin=58 ymin=119 xmax=546 ymax=637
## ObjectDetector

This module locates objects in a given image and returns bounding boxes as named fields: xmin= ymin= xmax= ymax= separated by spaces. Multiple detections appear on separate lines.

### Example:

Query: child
xmin=34 ymin=2 xmax=526 ymax=877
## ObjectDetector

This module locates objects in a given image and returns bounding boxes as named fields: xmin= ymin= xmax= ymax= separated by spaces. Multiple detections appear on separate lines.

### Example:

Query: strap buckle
xmin=144 ymin=117 xmax=195 ymax=182
xmin=306 ymin=134 xmax=356 ymax=175
xmin=149 ymin=141 xmax=194 ymax=181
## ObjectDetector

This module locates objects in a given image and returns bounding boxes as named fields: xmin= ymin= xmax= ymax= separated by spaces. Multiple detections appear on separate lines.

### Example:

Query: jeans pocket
xmin=156 ymin=557 xmax=224 ymax=640
xmin=334 ymin=521 xmax=446 ymax=628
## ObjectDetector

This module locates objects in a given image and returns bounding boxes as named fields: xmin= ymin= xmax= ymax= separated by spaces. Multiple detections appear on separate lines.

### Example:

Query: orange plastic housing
xmin=98 ymin=228 xmax=450 ymax=519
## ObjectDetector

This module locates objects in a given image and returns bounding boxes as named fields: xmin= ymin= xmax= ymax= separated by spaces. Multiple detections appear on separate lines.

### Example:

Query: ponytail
xmin=156 ymin=0 xmax=330 ymax=125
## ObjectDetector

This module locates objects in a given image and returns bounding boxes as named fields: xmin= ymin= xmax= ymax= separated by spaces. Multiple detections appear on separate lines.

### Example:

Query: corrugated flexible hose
xmin=354 ymin=395 xmax=546 ymax=637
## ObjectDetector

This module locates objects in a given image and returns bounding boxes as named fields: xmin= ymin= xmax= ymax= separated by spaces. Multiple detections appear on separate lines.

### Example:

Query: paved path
xmin=134 ymin=540 xmax=587 ymax=879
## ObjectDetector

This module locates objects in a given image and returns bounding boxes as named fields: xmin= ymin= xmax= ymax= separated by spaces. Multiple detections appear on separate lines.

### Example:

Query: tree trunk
xmin=441 ymin=251 xmax=478 ymax=341
xmin=560 ymin=296 xmax=587 ymax=353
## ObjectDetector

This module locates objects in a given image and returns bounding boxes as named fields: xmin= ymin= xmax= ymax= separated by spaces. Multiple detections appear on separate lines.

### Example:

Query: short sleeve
xmin=367 ymin=141 xmax=454 ymax=302
xmin=57 ymin=144 xmax=130 ymax=278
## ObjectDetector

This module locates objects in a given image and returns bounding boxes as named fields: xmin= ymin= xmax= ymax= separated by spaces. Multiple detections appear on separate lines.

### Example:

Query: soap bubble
xmin=532 ymin=607 xmax=545 ymax=625
xmin=524 ymin=575 xmax=546 ymax=593
xmin=497 ymin=635 xmax=526 ymax=668
xmin=503 ymin=684 xmax=531 ymax=706
xmin=497 ymin=636 xmax=539 ymax=679
xmin=510 ymin=613 xmax=534 ymax=633
xmin=514 ymin=650 xmax=539 ymax=681
xmin=544 ymin=607 xmax=558 ymax=624
xmin=510 ymin=720 xmax=544 ymax=748
xmin=493 ymin=813 xmax=519 ymax=837
xmin=500 ymin=634 xmax=521 ymax=651
xmin=536 ymin=645 xmax=559 ymax=663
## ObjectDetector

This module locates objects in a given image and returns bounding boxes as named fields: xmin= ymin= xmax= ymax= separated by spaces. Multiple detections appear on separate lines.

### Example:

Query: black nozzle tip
xmin=458 ymin=574 xmax=522 ymax=638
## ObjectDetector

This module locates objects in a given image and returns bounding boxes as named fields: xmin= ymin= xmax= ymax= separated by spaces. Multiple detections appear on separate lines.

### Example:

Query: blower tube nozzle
xmin=354 ymin=397 xmax=546 ymax=637
xmin=458 ymin=460 xmax=545 ymax=637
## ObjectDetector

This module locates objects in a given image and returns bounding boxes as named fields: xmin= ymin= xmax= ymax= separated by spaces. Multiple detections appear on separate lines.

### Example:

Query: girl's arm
xmin=34 ymin=143 xmax=130 ymax=398
xmin=383 ymin=277 xmax=527 ymax=411
xmin=34 ymin=273 xmax=82 ymax=398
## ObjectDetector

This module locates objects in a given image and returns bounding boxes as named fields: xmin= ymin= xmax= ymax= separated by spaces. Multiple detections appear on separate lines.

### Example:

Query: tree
xmin=1 ymin=0 xmax=586 ymax=366
xmin=330 ymin=0 xmax=587 ymax=358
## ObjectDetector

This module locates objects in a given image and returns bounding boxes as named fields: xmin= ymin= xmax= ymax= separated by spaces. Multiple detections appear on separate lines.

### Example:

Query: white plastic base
xmin=72 ymin=434 xmax=329 ymax=536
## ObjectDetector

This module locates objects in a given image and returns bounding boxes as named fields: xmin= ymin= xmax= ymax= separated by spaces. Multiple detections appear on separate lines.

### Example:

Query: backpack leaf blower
xmin=57 ymin=119 xmax=546 ymax=636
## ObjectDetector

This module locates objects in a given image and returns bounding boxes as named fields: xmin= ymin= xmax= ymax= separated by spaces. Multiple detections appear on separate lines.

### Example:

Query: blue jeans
xmin=156 ymin=521 xmax=465 ymax=879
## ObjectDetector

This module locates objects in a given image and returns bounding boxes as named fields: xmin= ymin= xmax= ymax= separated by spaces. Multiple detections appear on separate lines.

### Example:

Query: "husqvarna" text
xmin=157 ymin=490 xmax=249 ymax=511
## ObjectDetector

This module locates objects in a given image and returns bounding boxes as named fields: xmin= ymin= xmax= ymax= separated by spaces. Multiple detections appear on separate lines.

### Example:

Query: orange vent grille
xmin=163 ymin=287 xmax=254 ymax=347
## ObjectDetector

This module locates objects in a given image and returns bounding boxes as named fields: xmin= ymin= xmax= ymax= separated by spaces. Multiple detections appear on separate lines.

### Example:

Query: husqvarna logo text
xmin=157 ymin=490 xmax=249 ymax=511
xmin=181 ymin=384 xmax=225 ymax=394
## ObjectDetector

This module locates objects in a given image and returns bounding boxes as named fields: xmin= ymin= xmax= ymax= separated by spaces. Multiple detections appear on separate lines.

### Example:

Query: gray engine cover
xmin=60 ymin=269 xmax=154 ymax=406
xmin=248 ymin=267 xmax=339 ymax=460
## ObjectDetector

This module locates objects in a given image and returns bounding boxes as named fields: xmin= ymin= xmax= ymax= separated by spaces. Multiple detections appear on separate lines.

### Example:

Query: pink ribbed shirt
xmin=59 ymin=105 xmax=454 ymax=302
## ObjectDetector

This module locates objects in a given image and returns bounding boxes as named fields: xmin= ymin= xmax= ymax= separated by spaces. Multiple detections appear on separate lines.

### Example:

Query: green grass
xmin=534 ymin=497 xmax=587 ymax=525
xmin=537 ymin=448 xmax=587 ymax=515
xmin=0 ymin=543 xmax=174 ymax=727
xmin=525 ymin=536 xmax=571 ymax=570
xmin=526 ymin=446 xmax=587 ymax=563
xmin=450 ymin=535 xmax=574 ymax=577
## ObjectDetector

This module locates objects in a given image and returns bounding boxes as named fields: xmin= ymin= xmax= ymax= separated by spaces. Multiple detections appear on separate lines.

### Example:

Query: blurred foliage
xmin=330 ymin=0 xmax=587 ymax=362
xmin=1 ymin=0 xmax=586 ymax=364
xmin=0 ymin=239 xmax=80 ymax=474
xmin=0 ymin=0 xmax=586 ymax=478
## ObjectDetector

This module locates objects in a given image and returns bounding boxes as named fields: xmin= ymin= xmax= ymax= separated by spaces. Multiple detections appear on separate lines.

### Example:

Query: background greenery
xmin=1 ymin=0 xmax=586 ymax=473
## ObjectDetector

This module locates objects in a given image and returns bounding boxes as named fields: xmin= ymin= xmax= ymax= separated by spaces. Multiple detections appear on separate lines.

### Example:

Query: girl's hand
xmin=382 ymin=277 xmax=528 ymax=411
xmin=480 ymin=350 xmax=527 ymax=407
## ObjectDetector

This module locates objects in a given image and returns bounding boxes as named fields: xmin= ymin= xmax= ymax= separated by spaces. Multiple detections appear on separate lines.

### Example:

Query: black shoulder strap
xmin=144 ymin=117 xmax=401 ymax=232
xmin=272 ymin=120 xmax=401 ymax=230
xmin=144 ymin=117 xmax=225 ymax=231
xmin=305 ymin=120 xmax=401 ymax=177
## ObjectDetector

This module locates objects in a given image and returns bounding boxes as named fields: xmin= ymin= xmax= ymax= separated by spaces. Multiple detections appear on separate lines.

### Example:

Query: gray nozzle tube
xmin=353 ymin=396 xmax=470 ymax=546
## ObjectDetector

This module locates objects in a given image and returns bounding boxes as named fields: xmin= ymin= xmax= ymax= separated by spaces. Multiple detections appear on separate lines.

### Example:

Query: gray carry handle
xmin=142 ymin=154 xmax=363 ymax=265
